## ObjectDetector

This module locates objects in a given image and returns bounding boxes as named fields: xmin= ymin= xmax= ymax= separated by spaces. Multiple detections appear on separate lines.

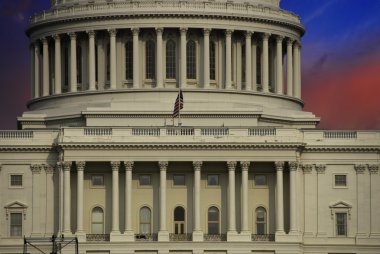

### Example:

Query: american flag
xmin=173 ymin=90 xmax=184 ymax=118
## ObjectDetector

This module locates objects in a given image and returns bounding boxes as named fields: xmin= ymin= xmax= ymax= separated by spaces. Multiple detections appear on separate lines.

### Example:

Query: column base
xmin=192 ymin=231 xmax=203 ymax=242
xmin=123 ymin=230 xmax=135 ymax=242
xmin=110 ymin=231 xmax=123 ymax=242
xmin=158 ymin=230 xmax=169 ymax=241
xmin=238 ymin=231 xmax=251 ymax=242
xmin=226 ymin=231 xmax=239 ymax=242
xmin=75 ymin=232 xmax=86 ymax=242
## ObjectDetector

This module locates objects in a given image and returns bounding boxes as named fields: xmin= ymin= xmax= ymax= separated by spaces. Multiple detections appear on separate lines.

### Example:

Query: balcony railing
xmin=169 ymin=233 xmax=192 ymax=241
xmin=134 ymin=233 xmax=157 ymax=241
xmin=204 ymin=234 xmax=227 ymax=241
xmin=251 ymin=234 xmax=275 ymax=241
xmin=323 ymin=131 xmax=357 ymax=139
xmin=86 ymin=234 xmax=110 ymax=241
xmin=249 ymin=128 xmax=276 ymax=136
xmin=0 ymin=131 xmax=34 ymax=139
xmin=84 ymin=128 xmax=112 ymax=136
xmin=201 ymin=128 xmax=229 ymax=136
xmin=166 ymin=127 xmax=194 ymax=136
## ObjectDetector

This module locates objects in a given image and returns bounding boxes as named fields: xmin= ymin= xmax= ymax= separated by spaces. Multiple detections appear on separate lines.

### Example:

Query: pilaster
xmin=315 ymin=164 xmax=327 ymax=239
xmin=286 ymin=38 xmax=294 ymax=96
xmin=62 ymin=161 xmax=72 ymax=235
xmin=31 ymin=164 xmax=42 ymax=237
xmin=239 ymin=161 xmax=251 ymax=241
xmin=44 ymin=164 xmax=55 ymax=237
xmin=225 ymin=30 xmax=233 ymax=89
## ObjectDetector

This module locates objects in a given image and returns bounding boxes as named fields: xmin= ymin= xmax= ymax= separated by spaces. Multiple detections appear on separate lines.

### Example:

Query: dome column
xmin=132 ymin=28 xmax=140 ymax=88
xmin=203 ymin=28 xmax=211 ymax=89
xmin=276 ymin=36 xmax=284 ymax=95
xmin=156 ymin=28 xmax=164 ymax=88
xmin=42 ymin=38 xmax=50 ymax=96
xmin=225 ymin=30 xmax=233 ymax=89
xmin=180 ymin=28 xmax=188 ymax=88
xmin=252 ymin=39 xmax=258 ymax=91
xmin=262 ymin=33 xmax=270 ymax=93
xmin=109 ymin=29 xmax=117 ymax=89
xmin=245 ymin=31 xmax=253 ymax=91
xmin=54 ymin=34 xmax=61 ymax=94
xmin=88 ymin=31 xmax=96 ymax=91
xmin=69 ymin=33 xmax=77 ymax=92
xmin=286 ymin=39 xmax=294 ymax=96
xmin=295 ymin=42 xmax=302 ymax=98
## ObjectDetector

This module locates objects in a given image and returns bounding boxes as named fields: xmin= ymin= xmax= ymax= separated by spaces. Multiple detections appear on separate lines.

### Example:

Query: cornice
xmin=0 ymin=146 xmax=56 ymax=152
xmin=83 ymin=113 xmax=260 ymax=119
xmin=303 ymin=146 xmax=380 ymax=152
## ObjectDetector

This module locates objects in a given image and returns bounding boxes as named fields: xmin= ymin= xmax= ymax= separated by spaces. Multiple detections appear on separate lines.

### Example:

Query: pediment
xmin=4 ymin=201 xmax=28 ymax=209
xmin=329 ymin=201 xmax=352 ymax=209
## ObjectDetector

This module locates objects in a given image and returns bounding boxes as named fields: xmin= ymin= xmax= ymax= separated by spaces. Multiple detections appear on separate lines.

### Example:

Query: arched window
xmin=255 ymin=207 xmax=267 ymax=234
xmin=125 ymin=41 xmax=133 ymax=80
xmin=166 ymin=40 xmax=176 ymax=79
xmin=186 ymin=40 xmax=196 ymax=79
xmin=139 ymin=206 xmax=151 ymax=234
xmin=76 ymin=45 xmax=82 ymax=84
xmin=210 ymin=42 xmax=216 ymax=81
xmin=207 ymin=206 xmax=219 ymax=234
xmin=145 ymin=40 xmax=156 ymax=79
xmin=91 ymin=207 xmax=104 ymax=234
xmin=174 ymin=206 xmax=185 ymax=234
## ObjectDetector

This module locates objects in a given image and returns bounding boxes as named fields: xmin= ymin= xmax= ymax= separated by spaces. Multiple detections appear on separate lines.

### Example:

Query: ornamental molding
xmin=329 ymin=201 xmax=352 ymax=220
xmin=158 ymin=161 xmax=169 ymax=171
xmin=303 ymin=146 xmax=379 ymax=152
xmin=83 ymin=113 xmax=261 ymax=119
xmin=301 ymin=164 xmax=313 ymax=174
xmin=110 ymin=161 xmax=121 ymax=171
xmin=0 ymin=146 xmax=56 ymax=152
xmin=4 ymin=201 xmax=28 ymax=220
xmin=44 ymin=164 xmax=56 ymax=174
xmin=315 ymin=164 xmax=326 ymax=174
xmin=62 ymin=161 xmax=72 ymax=171
xmin=227 ymin=161 xmax=237 ymax=171
xmin=240 ymin=161 xmax=250 ymax=171
xmin=30 ymin=164 xmax=42 ymax=174
xmin=288 ymin=161 xmax=298 ymax=171
xmin=354 ymin=164 xmax=366 ymax=174
xmin=368 ymin=164 xmax=379 ymax=174
xmin=124 ymin=161 xmax=134 ymax=171
xmin=192 ymin=161 xmax=203 ymax=171
xmin=76 ymin=161 xmax=86 ymax=171
xmin=274 ymin=161 xmax=284 ymax=171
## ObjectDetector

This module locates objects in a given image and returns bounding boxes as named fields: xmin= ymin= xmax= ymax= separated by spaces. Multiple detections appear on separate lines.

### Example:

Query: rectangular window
xmin=335 ymin=175 xmax=347 ymax=187
xmin=207 ymin=174 xmax=219 ymax=186
xmin=10 ymin=175 xmax=23 ymax=187
xmin=91 ymin=175 xmax=104 ymax=186
xmin=254 ymin=175 xmax=267 ymax=186
xmin=173 ymin=174 xmax=185 ymax=186
xmin=10 ymin=213 xmax=22 ymax=237
xmin=139 ymin=175 xmax=151 ymax=186
xmin=336 ymin=213 xmax=347 ymax=236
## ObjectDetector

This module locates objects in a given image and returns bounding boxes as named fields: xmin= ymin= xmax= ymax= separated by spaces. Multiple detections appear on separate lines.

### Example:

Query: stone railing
xmin=204 ymin=234 xmax=227 ymax=241
xmin=166 ymin=127 xmax=194 ymax=136
xmin=132 ymin=128 xmax=160 ymax=136
xmin=86 ymin=234 xmax=110 ymax=241
xmin=249 ymin=128 xmax=276 ymax=136
xmin=0 ymin=130 xmax=59 ymax=146
xmin=323 ymin=131 xmax=357 ymax=139
xmin=134 ymin=233 xmax=157 ymax=241
xmin=169 ymin=233 xmax=192 ymax=241
xmin=0 ymin=131 xmax=34 ymax=139
xmin=84 ymin=128 xmax=112 ymax=136
xmin=201 ymin=128 xmax=229 ymax=136
xmin=251 ymin=234 xmax=275 ymax=241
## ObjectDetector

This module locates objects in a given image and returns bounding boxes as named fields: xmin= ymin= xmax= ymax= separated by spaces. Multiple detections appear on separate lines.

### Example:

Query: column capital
xmin=227 ymin=161 xmax=237 ymax=171
xmin=315 ymin=164 xmax=326 ymax=174
xmin=287 ymin=38 xmax=295 ymax=45
xmin=368 ymin=164 xmax=379 ymax=174
xmin=294 ymin=40 xmax=302 ymax=48
xmin=124 ymin=161 xmax=134 ymax=171
xmin=41 ymin=37 xmax=48 ymax=44
xmin=155 ymin=27 xmax=164 ymax=34
xmin=30 ymin=164 xmax=42 ymax=174
xmin=276 ymin=35 xmax=284 ymax=43
xmin=44 ymin=164 xmax=56 ymax=174
xmin=180 ymin=27 xmax=188 ymax=34
xmin=193 ymin=161 xmax=203 ymax=171
xmin=158 ymin=161 xmax=168 ymax=171
xmin=53 ymin=34 xmax=60 ymax=40
xmin=108 ymin=29 xmax=117 ymax=37
xmin=203 ymin=28 xmax=211 ymax=36
xmin=110 ymin=161 xmax=120 ymax=171
xmin=275 ymin=161 xmax=285 ymax=170
xmin=240 ymin=161 xmax=250 ymax=171
xmin=245 ymin=31 xmax=253 ymax=38
xmin=289 ymin=161 xmax=298 ymax=171
xmin=131 ymin=27 xmax=140 ymax=35
xmin=76 ymin=161 xmax=86 ymax=171
xmin=87 ymin=30 xmax=95 ymax=38
xmin=301 ymin=164 xmax=313 ymax=174
xmin=354 ymin=164 xmax=366 ymax=174
xmin=225 ymin=29 xmax=233 ymax=37
xmin=62 ymin=161 xmax=72 ymax=171
xmin=262 ymin=33 xmax=271 ymax=40
xmin=68 ymin=32 xmax=76 ymax=39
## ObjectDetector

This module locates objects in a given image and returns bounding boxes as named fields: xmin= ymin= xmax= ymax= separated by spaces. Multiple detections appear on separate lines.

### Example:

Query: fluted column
xmin=54 ymin=34 xmax=61 ymax=94
xmin=132 ymin=28 xmax=140 ymax=88
xmin=289 ymin=161 xmax=298 ymax=234
xmin=124 ymin=161 xmax=134 ymax=240
xmin=252 ymin=39 xmax=257 ymax=92
xmin=156 ymin=28 xmax=164 ymax=88
xmin=44 ymin=165 xmax=55 ymax=236
xmin=69 ymin=33 xmax=77 ymax=92
xmin=227 ymin=161 xmax=237 ymax=234
xmin=88 ymin=31 xmax=96 ymax=91
xmin=180 ymin=28 xmax=187 ymax=88
xmin=369 ymin=165 xmax=380 ymax=237
xmin=158 ymin=161 xmax=169 ymax=241
xmin=276 ymin=36 xmax=284 ymax=95
xmin=109 ymin=29 xmax=117 ymax=89
xmin=225 ymin=30 xmax=233 ymax=89
xmin=192 ymin=161 xmax=203 ymax=241
xmin=262 ymin=33 xmax=270 ymax=93
xmin=292 ymin=43 xmax=298 ymax=97
xmin=295 ymin=42 xmax=302 ymax=98
xmin=110 ymin=161 xmax=120 ymax=234
xmin=33 ymin=42 xmax=40 ymax=98
xmin=240 ymin=161 xmax=250 ymax=233
xmin=42 ymin=38 xmax=50 ymax=96
xmin=31 ymin=165 xmax=42 ymax=236
xmin=63 ymin=161 xmax=72 ymax=234
xmin=275 ymin=161 xmax=285 ymax=234
xmin=286 ymin=39 xmax=293 ymax=96
xmin=203 ymin=28 xmax=211 ymax=89
xmin=76 ymin=161 xmax=85 ymax=235
xmin=245 ymin=32 xmax=252 ymax=91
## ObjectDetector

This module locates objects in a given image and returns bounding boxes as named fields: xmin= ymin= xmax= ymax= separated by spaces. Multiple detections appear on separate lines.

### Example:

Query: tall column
xmin=276 ymin=36 xmax=284 ymax=95
xmin=156 ymin=28 xmax=164 ymax=88
xmin=76 ymin=161 xmax=85 ymax=236
xmin=54 ymin=34 xmax=61 ymax=95
xmin=286 ymin=39 xmax=293 ymax=96
xmin=132 ymin=28 xmax=140 ymax=88
xmin=355 ymin=164 xmax=369 ymax=238
xmin=293 ymin=42 xmax=298 ymax=97
xmin=262 ymin=33 xmax=270 ymax=93
xmin=33 ymin=42 xmax=40 ymax=98
xmin=315 ymin=164 xmax=327 ymax=237
xmin=180 ymin=28 xmax=187 ymax=88
xmin=275 ymin=161 xmax=285 ymax=234
xmin=245 ymin=32 xmax=252 ymax=91
xmin=302 ymin=164 xmax=316 ymax=237
xmin=192 ymin=161 xmax=203 ymax=241
xmin=31 ymin=165 xmax=42 ymax=236
xmin=42 ymin=38 xmax=50 ymax=96
xmin=225 ymin=30 xmax=233 ymax=89
xmin=295 ymin=42 xmax=302 ymax=98
xmin=44 ymin=165 xmax=55 ymax=236
xmin=369 ymin=165 xmax=380 ymax=238
xmin=88 ymin=31 xmax=96 ymax=91
xmin=69 ymin=33 xmax=77 ymax=92
xmin=124 ymin=161 xmax=134 ymax=241
xmin=227 ymin=161 xmax=237 ymax=238
xmin=110 ymin=161 xmax=121 ymax=235
xmin=63 ymin=161 xmax=72 ymax=234
xmin=203 ymin=28 xmax=211 ymax=89
xmin=252 ymin=39 xmax=257 ymax=92
xmin=289 ymin=161 xmax=298 ymax=234
xmin=158 ymin=161 xmax=169 ymax=241
xmin=109 ymin=29 xmax=117 ymax=89
xmin=240 ymin=161 xmax=250 ymax=234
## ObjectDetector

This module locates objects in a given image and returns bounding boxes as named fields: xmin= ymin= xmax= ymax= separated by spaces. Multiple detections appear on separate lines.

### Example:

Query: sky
xmin=0 ymin=0 xmax=379 ymax=130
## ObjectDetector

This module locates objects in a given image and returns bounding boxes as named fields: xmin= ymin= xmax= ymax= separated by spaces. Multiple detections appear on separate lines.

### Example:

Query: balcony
xmin=86 ymin=234 xmax=110 ymax=242
xmin=169 ymin=233 xmax=192 ymax=241
xmin=251 ymin=234 xmax=275 ymax=241
xmin=204 ymin=234 xmax=227 ymax=241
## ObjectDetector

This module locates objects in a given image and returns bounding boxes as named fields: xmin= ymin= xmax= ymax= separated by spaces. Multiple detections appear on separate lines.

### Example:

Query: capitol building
xmin=0 ymin=0 xmax=379 ymax=253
